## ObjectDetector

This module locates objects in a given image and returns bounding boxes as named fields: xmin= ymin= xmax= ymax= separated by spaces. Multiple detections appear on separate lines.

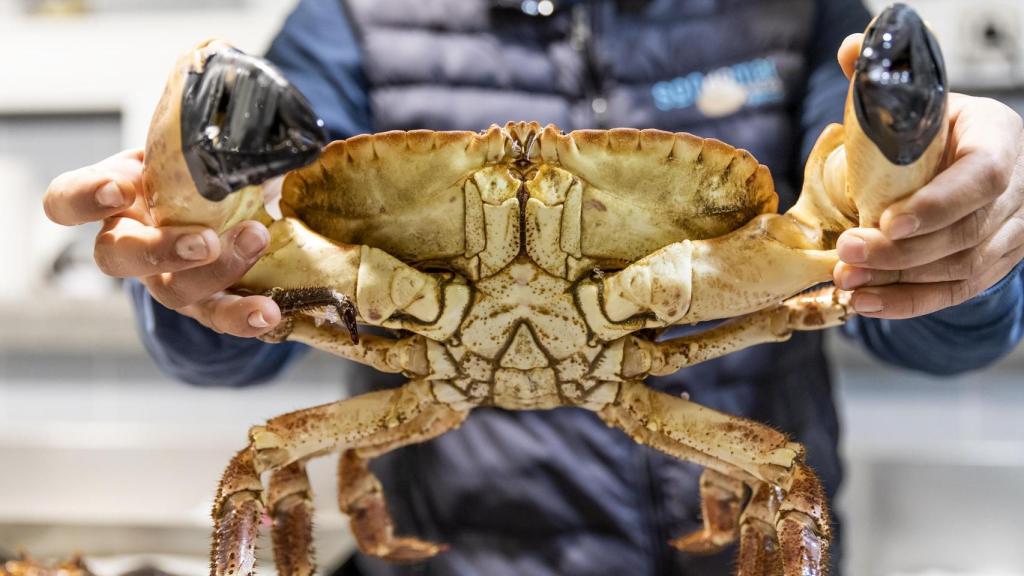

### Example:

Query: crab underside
xmin=138 ymin=4 xmax=948 ymax=576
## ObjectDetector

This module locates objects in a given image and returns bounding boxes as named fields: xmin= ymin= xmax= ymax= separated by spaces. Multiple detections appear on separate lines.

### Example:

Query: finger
xmin=142 ymin=221 xmax=270 ymax=310
xmin=43 ymin=149 xmax=144 ymax=226
xmin=880 ymin=98 xmax=1022 ymax=240
xmin=182 ymin=293 xmax=282 ymax=337
xmin=837 ymin=33 xmax=863 ymax=80
xmin=94 ymin=217 xmax=221 ymax=277
xmin=835 ymin=208 xmax=1024 ymax=289
xmin=847 ymin=252 xmax=1022 ymax=319
xmin=838 ymin=198 xmax=1010 ymax=271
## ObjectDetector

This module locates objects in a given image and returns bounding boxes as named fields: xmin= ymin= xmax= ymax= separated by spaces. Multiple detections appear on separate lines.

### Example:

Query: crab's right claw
xmin=144 ymin=40 xmax=328 ymax=231
xmin=844 ymin=3 xmax=950 ymax=227
xmin=853 ymin=3 xmax=947 ymax=168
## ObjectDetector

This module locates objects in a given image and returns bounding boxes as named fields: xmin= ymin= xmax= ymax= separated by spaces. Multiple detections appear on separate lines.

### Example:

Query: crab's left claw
xmin=144 ymin=40 xmax=328 ymax=231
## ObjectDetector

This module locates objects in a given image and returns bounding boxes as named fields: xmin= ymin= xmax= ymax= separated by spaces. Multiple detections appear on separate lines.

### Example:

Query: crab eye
xmin=180 ymin=48 xmax=328 ymax=202
xmin=853 ymin=3 xmax=947 ymax=166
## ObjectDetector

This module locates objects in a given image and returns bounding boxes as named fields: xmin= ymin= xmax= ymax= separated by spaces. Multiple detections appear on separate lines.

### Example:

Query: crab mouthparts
xmin=853 ymin=3 xmax=947 ymax=166
xmin=181 ymin=49 xmax=328 ymax=202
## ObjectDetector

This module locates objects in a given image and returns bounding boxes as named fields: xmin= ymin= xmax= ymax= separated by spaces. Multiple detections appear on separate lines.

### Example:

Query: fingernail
xmin=839 ymin=267 xmax=872 ymax=290
xmin=853 ymin=292 xmax=884 ymax=313
xmin=235 ymin=224 xmax=269 ymax=258
xmin=837 ymin=235 xmax=867 ymax=264
xmin=248 ymin=311 xmax=269 ymax=328
xmin=175 ymin=233 xmax=209 ymax=261
xmin=886 ymin=214 xmax=920 ymax=240
xmin=95 ymin=181 xmax=124 ymax=209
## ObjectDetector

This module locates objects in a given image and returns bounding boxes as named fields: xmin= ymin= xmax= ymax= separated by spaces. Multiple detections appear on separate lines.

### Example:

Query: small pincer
xmin=852 ymin=3 xmax=947 ymax=166
xmin=181 ymin=45 xmax=328 ymax=201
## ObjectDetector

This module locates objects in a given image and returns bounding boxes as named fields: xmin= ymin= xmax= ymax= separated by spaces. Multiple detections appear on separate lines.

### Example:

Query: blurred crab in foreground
xmin=141 ymin=4 xmax=947 ymax=576
xmin=0 ymin=554 xmax=92 ymax=576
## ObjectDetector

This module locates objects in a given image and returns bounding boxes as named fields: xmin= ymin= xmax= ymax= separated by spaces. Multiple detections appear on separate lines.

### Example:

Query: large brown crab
xmin=140 ymin=4 xmax=947 ymax=576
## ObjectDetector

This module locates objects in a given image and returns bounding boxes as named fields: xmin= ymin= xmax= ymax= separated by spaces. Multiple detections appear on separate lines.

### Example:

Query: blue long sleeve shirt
xmin=131 ymin=0 xmax=1024 ymax=388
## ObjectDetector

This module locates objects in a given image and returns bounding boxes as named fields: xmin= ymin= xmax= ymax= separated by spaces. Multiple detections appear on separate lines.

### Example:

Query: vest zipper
xmin=571 ymin=3 xmax=609 ymax=128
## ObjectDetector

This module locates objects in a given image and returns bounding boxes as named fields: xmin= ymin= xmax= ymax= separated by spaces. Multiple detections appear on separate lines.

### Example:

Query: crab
xmin=139 ymin=4 xmax=947 ymax=576
xmin=0 ymin=554 xmax=92 ymax=576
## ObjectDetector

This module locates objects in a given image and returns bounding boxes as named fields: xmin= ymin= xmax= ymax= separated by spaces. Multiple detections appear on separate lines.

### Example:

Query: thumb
xmin=838 ymin=33 xmax=863 ymax=81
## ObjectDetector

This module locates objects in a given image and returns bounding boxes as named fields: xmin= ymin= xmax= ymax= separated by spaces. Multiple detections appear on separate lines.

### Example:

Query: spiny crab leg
xmin=617 ymin=287 xmax=852 ymax=379
xmin=597 ymin=382 xmax=831 ymax=576
xmin=735 ymin=483 xmax=784 ymax=575
xmin=211 ymin=381 xmax=469 ymax=576
xmin=339 ymin=451 xmax=447 ymax=561
xmin=268 ymin=462 xmax=316 ymax=576
xmin=594 ymin=3 xmax=948 ymax=332
xmin=671 ymin=469 xmax=745 ymax=555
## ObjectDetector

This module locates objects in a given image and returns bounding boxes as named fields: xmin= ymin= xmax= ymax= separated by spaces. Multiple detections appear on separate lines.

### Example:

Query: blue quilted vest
xmin=330 ymin=1 xmax=864 ymax=574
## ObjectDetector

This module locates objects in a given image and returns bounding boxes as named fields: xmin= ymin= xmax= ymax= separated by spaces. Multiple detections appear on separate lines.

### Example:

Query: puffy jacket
xmin=131 ymin=1 xmax=1024 ymax=574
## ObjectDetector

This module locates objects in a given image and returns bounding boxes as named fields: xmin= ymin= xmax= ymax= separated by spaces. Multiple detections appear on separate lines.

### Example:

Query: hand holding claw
xmin=833 ymin=33 xmax=1024 ymax=319
xmin=42 ymin=149 xmax=284 ymax=337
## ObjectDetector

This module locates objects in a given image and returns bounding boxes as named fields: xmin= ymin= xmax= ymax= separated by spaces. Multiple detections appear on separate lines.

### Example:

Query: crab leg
xmin=618 ymin=287 xmax=852 ymax=378
xmin=211 ymin=380 xmax=469 ymax=576
xmin=284 ymin=317 xmax=432 ymax=376
xmin=671 ymin=469 xmax=746 ymax=554
xmin=236 ymin=217 xmax=470 ymax=343
xmin=596 ymin=381 xmax=831 ymax=576
xmin=212 ymin=449 xmax=263 ymax=576
xmin=339 ymin=451 xmax=447 ymax=561
xmin=735 ymin=483 xmax=784 ymax=575
xmin=268 ymin=462 xmax=316 ymax=576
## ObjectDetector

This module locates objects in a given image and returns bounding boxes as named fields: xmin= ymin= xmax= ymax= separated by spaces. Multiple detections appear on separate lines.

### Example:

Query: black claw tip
xmin=181 ymin=48 xmax=328 ymax=202
xmin=854 ymin=3 xmax=947 ymax=166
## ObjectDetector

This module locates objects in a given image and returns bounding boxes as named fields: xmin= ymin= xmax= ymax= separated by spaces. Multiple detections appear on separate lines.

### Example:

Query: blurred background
xmin=0 ymin=1 xmax=1021 ymax=575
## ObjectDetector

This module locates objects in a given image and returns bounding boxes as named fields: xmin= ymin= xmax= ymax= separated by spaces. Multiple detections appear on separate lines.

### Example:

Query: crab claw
xmin=853 ymin=2 xmax=947 ymax=167
xmin=180 ymin=48 xmax=327 ymax=202
xmin=841 ymin=3 xmax=949 ymax=228
xmin=144 ymin=40 xmax=327 ymax=231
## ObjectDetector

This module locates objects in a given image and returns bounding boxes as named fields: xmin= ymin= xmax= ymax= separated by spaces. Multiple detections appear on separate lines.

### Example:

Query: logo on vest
xmin=651 ymin=58 xmax=785 ymax=118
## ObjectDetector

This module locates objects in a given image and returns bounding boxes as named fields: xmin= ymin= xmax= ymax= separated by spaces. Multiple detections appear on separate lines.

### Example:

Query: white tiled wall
xmin=866 ymin=0 xmax=1024 ymax=89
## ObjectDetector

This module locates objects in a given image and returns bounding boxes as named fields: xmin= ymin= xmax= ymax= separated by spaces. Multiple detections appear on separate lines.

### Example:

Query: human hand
xmin=831 ymin=33 xmax=1024 ymax=319
xmin=43 ymin=149 xmax=283 ymax=336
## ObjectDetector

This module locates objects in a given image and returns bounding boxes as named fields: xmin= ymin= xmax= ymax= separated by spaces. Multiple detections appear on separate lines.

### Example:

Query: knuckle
xmin=1009 ymin=213 xmax=1024 ymax=245
xmin=152 ymin=281 xmax=192 ymax=311
xmin=949 ymin=281 xmax=973 ymax=308
xmin=909 ymin=290 xmax=930 ymax=317
xmin=944 ymin=253 xmax=970 ymax=280
xmin=205 ymin=310 xmax=228 ymax=334
xmin=92 ymin=232 xmax=120 ymax=276
xmin=976 ymin=151 xmax=1011 ymax=196
xmin=958 ymin=208 xmax=987 ymax=248
xmin=965 ymin=249 xmax=989 ymax=279
xmin=210 ymin=253 xmax=249 ymax=288
xmin=41 ymin=192 xmax=61 ymax=223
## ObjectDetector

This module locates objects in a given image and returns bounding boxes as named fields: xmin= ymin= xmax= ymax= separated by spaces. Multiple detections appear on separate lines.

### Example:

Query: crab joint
xmin=602 ymin=241 xmax=694 ymax=324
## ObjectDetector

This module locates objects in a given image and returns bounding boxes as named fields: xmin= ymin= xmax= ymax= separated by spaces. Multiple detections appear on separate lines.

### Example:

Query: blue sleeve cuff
xmin=264 ymin=0 xmax=371 ymax=139
xmin=128 ymin=280 xmax=306 ymax=387
xmin=843 ymin=260 xmax=1024 ymax=375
